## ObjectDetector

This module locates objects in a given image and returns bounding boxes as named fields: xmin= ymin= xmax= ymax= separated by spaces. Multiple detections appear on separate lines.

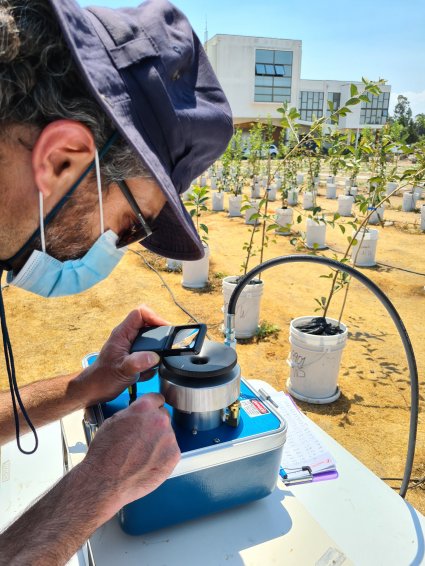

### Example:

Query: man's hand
xmin=78 ymin=305 xmax=170 ymax=406
xmin=0 ymin=392 xmax=180 ymax=565
xmin=81 ymin=392 xmax=181 ymax=511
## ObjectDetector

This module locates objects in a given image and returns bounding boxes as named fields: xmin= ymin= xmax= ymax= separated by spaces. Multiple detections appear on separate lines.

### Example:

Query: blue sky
xmin=79 ymin=0 xmax=425 ymax=116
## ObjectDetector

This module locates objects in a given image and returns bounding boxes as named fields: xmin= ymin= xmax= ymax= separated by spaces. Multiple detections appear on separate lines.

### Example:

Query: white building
xmin=205 ymin=34 xmax=391 ymax=133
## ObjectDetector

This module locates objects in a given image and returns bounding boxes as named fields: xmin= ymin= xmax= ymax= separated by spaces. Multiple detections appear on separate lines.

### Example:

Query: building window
xmin=326 ymin=92 xmax=341 ymax=124
xmin=254 ymin=49 xmax=293 ymax=103
xmin=299 ymin=91 xmax=324 ymax=122
xmin=360 ymin=92 xmax=390 ymax=125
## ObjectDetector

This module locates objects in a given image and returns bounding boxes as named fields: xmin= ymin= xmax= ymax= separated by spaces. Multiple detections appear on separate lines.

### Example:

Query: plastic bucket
xmin=212 ymin=191 xmax=224 ymax=211
xmin=251 ymin=183 xmax=262 ymax=199
xmin=166 ymin=258 xmax=182 ymax=271
xmin=303 ymin=191 xmax=314 ymax=210
xmin=326 ymin=184 xmax=337 ymax=199
xmin=275 ymin=208 xmax=293 ymax=235
xmin=421 ymin=204 xmax=425 ymax=231
xmin=228 ymin=195 xmax=242 ymax=217
xmin=222 ymin=276 xmax=264 ymax=339
xmin=338 ymin=195 xmax=354 ymax=217
xmin=182 ymin=245 xmax=210 ymax=289
xmin=287 ymin=188 xmax=298 ymax=206
xmin=367 ymin=206 xmax=384 ymax=225
xmin=351 ymin=229 xmax=379 ymax=267
xmin=402 ymin=192 xmax=415 ymax=212
xmin=245 ymin=200 xmax=259 ymax=225
xmin=267 ymin=184 xmax=277 ymax=202
xmin=386 ymin=182 xmax=398 ymax=196
xmin=286 ymin=316 xmax=348 ymax=403
xmin=296 ymin=173 xmax=304 ymax=185
xmin=306 ymin=218 xmax=326 ymax=249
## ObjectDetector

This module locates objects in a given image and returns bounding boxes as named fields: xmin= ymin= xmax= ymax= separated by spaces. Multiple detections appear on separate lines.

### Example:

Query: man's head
xmin=0 ymin=0 xmax=232 ymax=279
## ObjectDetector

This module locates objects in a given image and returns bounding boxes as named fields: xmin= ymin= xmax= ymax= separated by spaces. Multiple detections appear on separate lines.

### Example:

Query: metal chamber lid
xmin=159 ymin=341 xmax=240 ymax=412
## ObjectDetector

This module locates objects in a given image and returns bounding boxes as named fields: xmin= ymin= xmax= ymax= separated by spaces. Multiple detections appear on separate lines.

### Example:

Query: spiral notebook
xmin=269 ymin=391 xmax=338 ymax=485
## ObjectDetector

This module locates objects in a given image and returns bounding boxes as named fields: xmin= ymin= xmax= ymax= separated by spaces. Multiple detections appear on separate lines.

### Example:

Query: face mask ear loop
xmin=39 ymin=192 xmax=46 ymax=253
xmin=95 ymin=149 xmax=105 ymax=236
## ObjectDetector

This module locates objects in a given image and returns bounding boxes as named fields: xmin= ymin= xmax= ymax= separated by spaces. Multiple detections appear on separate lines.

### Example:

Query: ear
xmin=32 ymin=120 xmax=96 ymax=199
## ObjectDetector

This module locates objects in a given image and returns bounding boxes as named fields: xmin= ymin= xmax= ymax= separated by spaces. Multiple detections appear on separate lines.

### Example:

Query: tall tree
xmin=393 ymin=95 xmax=412 ymax=127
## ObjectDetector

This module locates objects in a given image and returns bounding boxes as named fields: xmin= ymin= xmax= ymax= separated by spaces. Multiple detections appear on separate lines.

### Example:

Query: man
xmin=0 ymin=0 xmax=232 ymax=562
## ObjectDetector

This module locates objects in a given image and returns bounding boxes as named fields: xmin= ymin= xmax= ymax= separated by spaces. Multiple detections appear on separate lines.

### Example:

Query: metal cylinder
xmin=159 ymin=341 xmax=240 ymax=431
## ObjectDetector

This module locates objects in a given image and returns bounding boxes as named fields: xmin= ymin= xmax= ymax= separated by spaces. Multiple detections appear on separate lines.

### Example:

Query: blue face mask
xmin=7 ymin=142 xmax=126 ymax=297
xmin=7 ymin=229 xmax=125 ymax=298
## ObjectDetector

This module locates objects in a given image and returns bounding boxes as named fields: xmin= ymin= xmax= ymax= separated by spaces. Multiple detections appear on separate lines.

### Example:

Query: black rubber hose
xmin=227 ymin=255 xmax=419 ymax=498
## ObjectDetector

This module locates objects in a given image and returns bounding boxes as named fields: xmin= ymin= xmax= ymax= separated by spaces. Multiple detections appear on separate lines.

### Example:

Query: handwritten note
xmin=271 ymin=392 xmax=336 ymax=475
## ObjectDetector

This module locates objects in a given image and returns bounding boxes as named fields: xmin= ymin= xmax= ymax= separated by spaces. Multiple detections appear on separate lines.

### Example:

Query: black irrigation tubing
xmin=325 ymin=244 xmax=425 ymax=277
xmin=129 ymin=249 xmax=210 ymax=338
xmin=228 ymin=254 xmax=419 ymax=498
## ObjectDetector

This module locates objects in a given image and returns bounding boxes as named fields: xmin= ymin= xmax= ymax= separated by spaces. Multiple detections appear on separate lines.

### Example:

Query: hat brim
xmin=50 ymin=0 xmax=205 ymax=260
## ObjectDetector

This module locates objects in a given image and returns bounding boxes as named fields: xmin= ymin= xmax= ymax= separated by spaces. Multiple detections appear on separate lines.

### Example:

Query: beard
xmin=32 ymin=182 xmax=101 ymax=262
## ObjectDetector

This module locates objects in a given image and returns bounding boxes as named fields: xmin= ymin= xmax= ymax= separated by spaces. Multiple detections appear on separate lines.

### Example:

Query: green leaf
xmin=345 ymin=97 xmax=361 ymax=106
xmin=200 ymin=223 xmax=208 ymax=234
xmin=350 ymin=84 xmax=358 ymax=97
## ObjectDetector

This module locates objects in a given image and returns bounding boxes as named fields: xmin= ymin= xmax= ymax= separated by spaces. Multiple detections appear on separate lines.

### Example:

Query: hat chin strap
xmin=0 ymin=270 xmax=39 ymax=454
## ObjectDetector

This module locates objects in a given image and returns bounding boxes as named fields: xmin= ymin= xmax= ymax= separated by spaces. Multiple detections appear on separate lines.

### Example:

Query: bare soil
xmin=1 ymin=168 xmax=424 ymax=513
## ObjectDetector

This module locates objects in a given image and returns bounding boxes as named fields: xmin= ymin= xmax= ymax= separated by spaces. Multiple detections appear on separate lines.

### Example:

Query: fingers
xmin=113 ymin=305 xmax=171 ymax=344
xmin=136 ymin=304 xmax=172 ymax=327
xmin=120 ymin=351 xmax=160 ymax=379
xmin=128 ymin=392 xmax=166 ymax=411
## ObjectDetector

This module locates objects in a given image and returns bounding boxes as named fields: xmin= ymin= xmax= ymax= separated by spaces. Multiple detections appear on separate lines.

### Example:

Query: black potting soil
xmin=296 ymin=317 xmax=344 ymax=336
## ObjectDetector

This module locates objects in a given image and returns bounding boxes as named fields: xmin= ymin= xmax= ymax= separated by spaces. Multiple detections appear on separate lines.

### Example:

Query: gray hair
xmin=0 ymin=0 xmax=151 ymax=184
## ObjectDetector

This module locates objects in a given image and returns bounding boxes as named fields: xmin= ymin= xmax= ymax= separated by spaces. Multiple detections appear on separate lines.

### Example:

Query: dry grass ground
xmin=1 ymin=163 xmax=424 ymax=515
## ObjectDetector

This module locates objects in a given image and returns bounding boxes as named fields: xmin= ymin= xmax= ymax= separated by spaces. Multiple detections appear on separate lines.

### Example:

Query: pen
xmin=258 ymin=388 xmax=279 ymax=408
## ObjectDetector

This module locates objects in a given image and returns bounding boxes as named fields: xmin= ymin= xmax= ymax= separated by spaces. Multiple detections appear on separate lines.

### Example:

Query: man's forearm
xmin=0 ymin=461 xmax=117 ymax=566
xmin=0 ymin=371 xmax=90 ymax=445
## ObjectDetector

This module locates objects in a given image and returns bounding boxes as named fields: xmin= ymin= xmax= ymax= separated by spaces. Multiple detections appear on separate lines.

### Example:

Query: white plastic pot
xmin=199 ymin=176 xmax=207 ymax=187
xmin=244 ymin=200 xmax=259 ymax=225
xmin=275 ymin=208 xmax=293 ymax=235
xmin=326 ymin=183 xmax=337 ymax=199
xmin=386 ymin=182 xmax=398 ymax=196
xmin=351 ymin=229 xmax=379 ymax=267
xmin=212 ymin=191 xmax=224 ymax=211
xmin=166 ymin=258 xmax=182 ymax=271
xmin=368 ymin=206 xmax=384 ymax=225
xmin=182 ymin=245 xmax=210 ymax=289
xmin=414 ymin=187 xmax=423 ymax=201
xmin=287 ymin=188 xmax=298 ymax=206
xmin=267 ymin=184 xmax=278 ymax=202
xmin=228 ymin=195 xmax=243 ymax=217
xmin=222 ymin=276 xmax=264 ymax=339
xmin=345 ymin=179 xmax=352 ymax=189
xmin=338 ymin=195 xmax=354 ymax=217
xmin=344 ymin=185 xmax=358 ymax=197
xmin=251 ymin=182 xmax=262 ymax=199
xmin=210 ymin=178 xmax=217 ymax=190
xmin=286 ymin=316 xmax=348 ymax=404
xmin=182 ymin=184 xmax=195 ymax=202
xmin=327 ymin=175 xmax=335 ymax=185
xmin=296 ymin=173 xmax=304 ymax=185
xmin=306 ymin=218 xmax=327 ymax=249
xmin=421 ymin=204 xmax=425 ymax=231
xmin=303 ymin=191 xmax=314 ymax=210
xmin=402 ymin=192 xmax=416 ymax=212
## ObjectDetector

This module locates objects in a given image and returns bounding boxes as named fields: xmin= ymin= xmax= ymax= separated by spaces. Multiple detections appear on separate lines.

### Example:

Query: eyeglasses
xmin=115 ymin=180 xmax=153 ymax=248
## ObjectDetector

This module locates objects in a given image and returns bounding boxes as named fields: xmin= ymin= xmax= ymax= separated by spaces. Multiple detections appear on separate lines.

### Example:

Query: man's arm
xmin=0 ymin=305 xmax=166 ymax=446
xmin=0 ymin=393 xmax=180 ymax=565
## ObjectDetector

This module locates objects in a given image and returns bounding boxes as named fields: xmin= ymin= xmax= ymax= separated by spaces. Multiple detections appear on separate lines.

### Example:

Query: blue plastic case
xmin=82 ymin=354 xmax=287 ymax=535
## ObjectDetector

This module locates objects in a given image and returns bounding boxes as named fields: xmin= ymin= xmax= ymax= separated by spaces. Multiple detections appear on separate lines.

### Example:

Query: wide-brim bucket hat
xmin=49 ymin=0 xmax=233 ymax=260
